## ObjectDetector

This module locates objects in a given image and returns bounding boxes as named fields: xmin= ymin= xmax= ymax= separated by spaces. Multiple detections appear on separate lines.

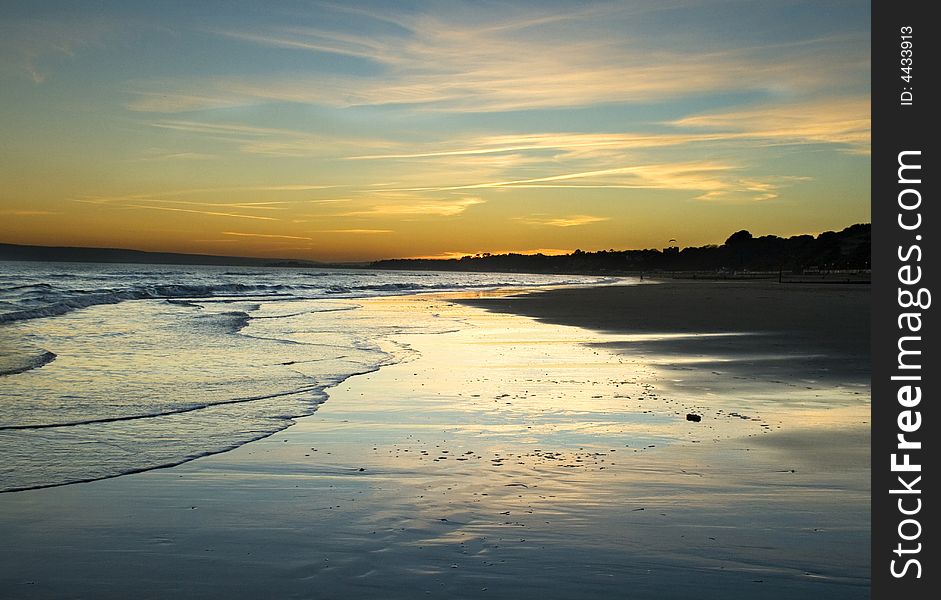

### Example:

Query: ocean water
xmin=0 ymin=261 xmax=614 ymax=492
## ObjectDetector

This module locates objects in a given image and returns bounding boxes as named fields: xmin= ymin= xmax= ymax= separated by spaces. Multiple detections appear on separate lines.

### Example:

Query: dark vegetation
xmin=370 ymin=223 xmax=871 ymax=276
xmin=2 ymin=223 xmax=870 ymax=278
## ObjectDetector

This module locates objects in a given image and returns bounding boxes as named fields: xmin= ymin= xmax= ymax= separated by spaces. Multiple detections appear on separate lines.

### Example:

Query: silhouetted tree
xmin=368 ymin=224 xmax=870 ymax=276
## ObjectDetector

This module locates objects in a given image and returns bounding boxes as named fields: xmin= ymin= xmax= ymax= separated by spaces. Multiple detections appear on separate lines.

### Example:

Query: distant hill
xmin=0 ymin=243 xmax=324 ymax=268
xmin=371 ymin=223 xmax=871 ymax=276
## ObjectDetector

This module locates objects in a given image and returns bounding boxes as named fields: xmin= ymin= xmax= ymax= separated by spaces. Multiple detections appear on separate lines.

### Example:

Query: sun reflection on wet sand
xmin=0 ymin=291 xmax=869 ymax=598
xmin=207 ymin=293 xmax=869 ymax=595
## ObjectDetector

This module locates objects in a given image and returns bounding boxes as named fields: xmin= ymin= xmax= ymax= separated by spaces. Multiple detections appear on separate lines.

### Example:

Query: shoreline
xmin=458 ymin=279 xmax=869 ymax=384
xmin=458 ymin=279 xmax=868 ymax=345
xmin=0 ymin=282 xmax=870 ymax=598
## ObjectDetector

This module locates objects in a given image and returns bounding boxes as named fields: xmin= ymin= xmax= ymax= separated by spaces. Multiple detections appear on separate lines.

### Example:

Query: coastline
xmin=0 ymin=281 xmax=870 ymax=598
xmin=457 ymin=279 xmax=869 ymax=377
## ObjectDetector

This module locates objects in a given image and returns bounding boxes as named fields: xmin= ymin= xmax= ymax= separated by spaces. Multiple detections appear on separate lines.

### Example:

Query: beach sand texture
xmin=0 ymin=282 xmax=870 ymax=599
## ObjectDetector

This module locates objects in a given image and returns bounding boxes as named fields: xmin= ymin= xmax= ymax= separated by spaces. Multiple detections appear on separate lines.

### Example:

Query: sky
xmin=0 ymin=0 xmax=870 ymax=261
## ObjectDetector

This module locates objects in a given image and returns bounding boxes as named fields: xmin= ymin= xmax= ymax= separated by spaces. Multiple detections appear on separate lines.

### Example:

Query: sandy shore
xmin=459 ymin=279 xmax=869 ymax=381
xmin=0 ymin=281 xmax=870 ymax=599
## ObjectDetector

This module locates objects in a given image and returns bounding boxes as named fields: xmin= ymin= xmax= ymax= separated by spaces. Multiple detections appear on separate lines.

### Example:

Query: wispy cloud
xmin=0 ymin=209 xmax=59 ymax=216
xmin=344 ymin=132 xmax=712 ymax=161
xmin=76 ymin=184 xmax=338 ymax=206
xmin=150 ymin=120 xmax=281 ymax=137
xmin=129 ymin=8 xmax=867 ymax=114
xmin=369 ymin=161 xmax=805 ymax=203
xmin=263 ymin=184 xmax=336 ymax=191
xmin=131 ymin=151 xmax=218 ymax=162
xmin=669 ymin=97 xmax=871 ymax=154
xmin=315 ymin=229 xmax=392 ymax=234
xmin=379 ymin=166 xmax=648 ymax=192
xmin=0 ymin=17 xmax=118 ymax=83
xmin=207 ymin=26 xmax=388 ymax=60
xmin=218 ymin=228 xmax=391 ymax=241
xmin=128 ymin=52 xmax=842 ymax=114
xmin=74 ymin=195 xmax=290 ymax=218
xmin=143 ymin=118 xmax=390 ymax=158
xmin=379 ymin=163 xmax=733 ymax=192
xmin=222 ymin=231 xmax=311 ymax=240
xmin=133 ymin=199 xmax=287 ymax=210
xmin=346 ymin=99 xmax=870 ymax=166
xmin=342 ymin=196 xmax=485 ymax=217
xmin=518 ymin=214 xmax=610 ymax=227
xmin=128 ymin=91 xmax=253 ymax=113
xmin=124 ymin=205 xmax=278 ymax=221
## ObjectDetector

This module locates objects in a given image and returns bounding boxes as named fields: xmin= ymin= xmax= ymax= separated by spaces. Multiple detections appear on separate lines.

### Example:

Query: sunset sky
xmin=0 ymin=1 xmax=870 ymax=261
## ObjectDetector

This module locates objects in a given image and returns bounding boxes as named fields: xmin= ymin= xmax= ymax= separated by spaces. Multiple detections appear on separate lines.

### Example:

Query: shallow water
xmin=0 ymin=261 xmax=616 ymax=492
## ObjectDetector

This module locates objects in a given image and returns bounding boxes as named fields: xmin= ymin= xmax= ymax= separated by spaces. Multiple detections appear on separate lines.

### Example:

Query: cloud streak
xmin=129 ymin=7 xmax=867 ymax=114
xmin=342 ymin=196 xmax=485 ymax=217
xmin=222 ymin=231 xmax=311 ymax=240
xmin=345 ymin=98 xmax=870 ymax=165
xmin=0 ymin=209 xmax=60 ymax=216
xmin=316 ymin=229 xmax=392 ymax=234
xmin=144 ymin=119 xmax=391 ymax=158
xmin=379 ymin=163 xmax=734 ymax=192
xmin=124 ymin=205 xmax=278 ymax=221
xmin=669 ymin=97 xmax=871 ymax=154
xmin=133 ymin=199 xmax=287 ymax=210
xmin=369 ymin=161 xmax=805 ymax=203
xmin=344 ymin=132 xmax=709 ymax=161
xmin=518 ymin=214 xmax=610 ymax=227
xmin=76 ymin=184 xmax=339 ymax=206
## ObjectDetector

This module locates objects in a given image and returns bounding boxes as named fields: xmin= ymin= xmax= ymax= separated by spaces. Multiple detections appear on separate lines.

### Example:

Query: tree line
xmin=370 ymin=223 xmax=871 ymax=275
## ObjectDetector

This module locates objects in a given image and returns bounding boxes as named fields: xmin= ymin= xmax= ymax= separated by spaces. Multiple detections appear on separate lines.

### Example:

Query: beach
xmin=0 ymin=280 xmax=870 ymax=599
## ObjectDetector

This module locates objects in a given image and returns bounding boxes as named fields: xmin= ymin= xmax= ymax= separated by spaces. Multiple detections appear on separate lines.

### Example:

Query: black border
xmin=872 ymin=1 xmax=935 ymax=596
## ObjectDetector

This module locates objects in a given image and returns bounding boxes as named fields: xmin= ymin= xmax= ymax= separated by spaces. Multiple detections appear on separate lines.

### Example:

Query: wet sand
xmin=0 ymin=282 xmax=870 ymax=599
xmin=459 ymin=280 xmax=869 ymax=383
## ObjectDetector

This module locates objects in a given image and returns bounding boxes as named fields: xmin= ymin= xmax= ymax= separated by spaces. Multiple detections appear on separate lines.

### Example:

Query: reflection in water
xmin=199 ymin=294 xmax=869 ymax=597
xmin=0 ymin=293 xmax=869 ymax=599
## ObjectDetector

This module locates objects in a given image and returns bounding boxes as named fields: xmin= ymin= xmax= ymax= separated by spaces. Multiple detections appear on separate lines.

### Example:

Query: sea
xmin=0 ymin=261 xmax=613 ymax=493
